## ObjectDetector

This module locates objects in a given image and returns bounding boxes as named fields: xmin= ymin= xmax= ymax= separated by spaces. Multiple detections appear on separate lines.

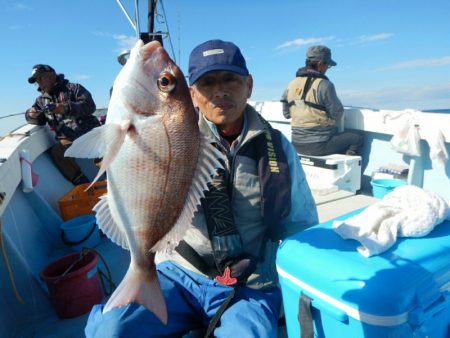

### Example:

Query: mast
xmin=116 ymin=0 xmax=174 ymax=64
xmin=148 ymin=0 xmax=156 ymax=37
xmin=140 ymin=0 xmax=162 ymax=45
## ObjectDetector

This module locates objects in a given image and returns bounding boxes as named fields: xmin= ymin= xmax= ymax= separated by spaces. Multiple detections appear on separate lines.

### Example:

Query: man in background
xmin=26 ymin=64 xmax=100 ymax=184
xmin=281 ymin=46 xmax=363 ymax=156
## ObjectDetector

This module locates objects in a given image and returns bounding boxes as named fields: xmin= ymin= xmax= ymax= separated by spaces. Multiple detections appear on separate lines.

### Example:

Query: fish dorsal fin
xmin=93 ymin=195 xmax=129 ymax=250
xmin=64 ymin=124 xmax=108 ymax=159
xmin=151 ymin=134 xmax=225 ymax=253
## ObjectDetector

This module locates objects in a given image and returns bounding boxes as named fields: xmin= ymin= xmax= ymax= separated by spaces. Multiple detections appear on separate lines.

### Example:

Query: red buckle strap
xmin=214 ymin=266 xmax=237 ymax=286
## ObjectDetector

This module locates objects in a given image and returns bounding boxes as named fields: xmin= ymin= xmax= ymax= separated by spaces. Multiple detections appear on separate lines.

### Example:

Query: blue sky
xmin=1 ymin=0 xmax=450 ymax=134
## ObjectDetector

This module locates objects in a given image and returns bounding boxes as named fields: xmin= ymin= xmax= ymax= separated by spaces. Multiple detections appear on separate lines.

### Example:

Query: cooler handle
xmin=298 ymin=293 xmax=314 ymax=338
xmin=409 ymin=291 xmax=450 ymax=326
xmin=298 ymin=292 xmax=349 ymax=327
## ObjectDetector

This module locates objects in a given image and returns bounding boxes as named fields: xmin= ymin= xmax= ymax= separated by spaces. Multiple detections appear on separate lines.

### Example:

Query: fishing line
xmin=6 ymin=203 xmax=41 ymax=312
xmin=0 ymin=216 xmax=25 ymax=304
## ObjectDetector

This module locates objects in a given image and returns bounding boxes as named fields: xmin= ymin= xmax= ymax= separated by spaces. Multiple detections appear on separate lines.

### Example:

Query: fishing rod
xmin=0 ymin=112 xmax=25 ymax=120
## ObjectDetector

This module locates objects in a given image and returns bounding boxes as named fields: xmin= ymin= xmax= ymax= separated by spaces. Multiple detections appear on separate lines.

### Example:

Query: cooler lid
xmin=277 ymin=208 xmax=450 ymax=324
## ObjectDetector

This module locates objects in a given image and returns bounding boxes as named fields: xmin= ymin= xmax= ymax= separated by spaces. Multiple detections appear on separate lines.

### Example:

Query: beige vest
xmin=286 ymin=77 xmax=335 ymax=128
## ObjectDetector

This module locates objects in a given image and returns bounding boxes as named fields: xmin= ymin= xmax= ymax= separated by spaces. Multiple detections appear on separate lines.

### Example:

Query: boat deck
xmin=314 ymin=191 xmax=376 ymax=223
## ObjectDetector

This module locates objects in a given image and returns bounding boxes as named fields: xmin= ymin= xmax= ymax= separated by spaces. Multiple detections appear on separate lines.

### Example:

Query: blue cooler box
xmin=277 ymin=209 xmax=450 ymax=338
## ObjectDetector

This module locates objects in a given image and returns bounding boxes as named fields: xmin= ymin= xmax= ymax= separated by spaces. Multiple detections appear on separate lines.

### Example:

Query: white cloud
xmin=93 ymin=31 xmax=138 ymax=51
xmin=14 ymin=3 xmax=31 ymax=10
xmin=73 ymin=74 xmax=91 ymax=81
xmin=356 ymin=33 xmax=393 ymax=44
xmin=381 ymin=56 xmax=450 ymax=70
xmin=275 ymin=36 xmax=334 ymax=50
xmin=335 ymin=32 xmax=394 ymax=47
xmin=112 ymin=34 xmax=138 ymax=50
xmin=340 ymin=83 xmax=450 ymax=110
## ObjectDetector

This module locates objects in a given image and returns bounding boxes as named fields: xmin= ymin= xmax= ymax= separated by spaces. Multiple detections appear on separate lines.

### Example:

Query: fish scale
xmin=65 ymin=39 xmax=224 ymax=324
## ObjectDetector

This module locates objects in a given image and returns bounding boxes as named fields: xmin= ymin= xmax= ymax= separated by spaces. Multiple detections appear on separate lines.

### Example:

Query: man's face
xmin=190 ymin=71 xmax=253 ymax=133
xmin=35 ymin=72 xmax=57 ymax=93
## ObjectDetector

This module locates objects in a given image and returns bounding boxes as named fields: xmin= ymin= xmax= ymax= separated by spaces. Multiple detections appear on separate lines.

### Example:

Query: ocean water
xmin=423 ymin=109 xmax=450 ymax=114
xmin=1 ymin=107 xmax=449 ymax=138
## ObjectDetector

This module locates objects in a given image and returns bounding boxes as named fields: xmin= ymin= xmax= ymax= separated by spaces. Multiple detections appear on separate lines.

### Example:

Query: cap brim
xmin=329 ymin=59 xmax=337 ymax=66
xmin=28 ymin=76 xmax=37 ymax=84
xmin=189 ymin=64 xmax=249 ymax=85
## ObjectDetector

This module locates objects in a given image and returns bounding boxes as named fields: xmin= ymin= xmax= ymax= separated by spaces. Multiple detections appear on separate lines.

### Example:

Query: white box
xmin=299 ymin=154 xmax=362 ymax=194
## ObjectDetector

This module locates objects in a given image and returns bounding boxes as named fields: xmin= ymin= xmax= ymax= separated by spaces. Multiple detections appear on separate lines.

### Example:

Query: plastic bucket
xmin=40 ymin=251 xmax=102 ymax=318
xmin=61 ymin=214 xmax=100 ymax=251
xmin=371 ymin=178 xmax=407 ymax=199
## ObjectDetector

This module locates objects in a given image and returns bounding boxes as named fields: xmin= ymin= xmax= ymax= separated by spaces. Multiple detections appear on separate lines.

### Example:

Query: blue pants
xmin=85 ymin=261 xmax=282 ymax=338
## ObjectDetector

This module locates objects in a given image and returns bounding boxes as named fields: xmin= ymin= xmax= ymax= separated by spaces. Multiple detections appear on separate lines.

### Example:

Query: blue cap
xmin=188 ymin=39 xmax=249 ymax=85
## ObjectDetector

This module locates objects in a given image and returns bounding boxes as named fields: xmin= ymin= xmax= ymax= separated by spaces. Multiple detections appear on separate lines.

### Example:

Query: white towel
xmin=332 ymin=185 xmax=450 ymax=257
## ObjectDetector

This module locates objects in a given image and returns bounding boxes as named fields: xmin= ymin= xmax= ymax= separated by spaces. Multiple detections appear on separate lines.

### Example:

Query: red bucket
xmin=40 ymin=251 xmax=102 ymax=318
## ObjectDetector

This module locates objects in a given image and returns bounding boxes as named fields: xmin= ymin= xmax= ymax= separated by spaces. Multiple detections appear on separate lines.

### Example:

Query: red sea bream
xmin=65 ymin=40 xmax=223 ymax=324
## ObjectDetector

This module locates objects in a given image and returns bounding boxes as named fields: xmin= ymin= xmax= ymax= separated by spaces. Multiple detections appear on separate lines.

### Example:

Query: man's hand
xmin=27 ymin=107 xmax=41 ymax=119
xmin=53 ymin=103 xmax=65 ymax=115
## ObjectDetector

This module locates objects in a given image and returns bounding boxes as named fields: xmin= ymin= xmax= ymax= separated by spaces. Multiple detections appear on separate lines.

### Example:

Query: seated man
xmin=85 ymin=39 xmax=318 ymax=338
xmin=25 ymin=64 xmax=100 ymax=184
xmin=281 ymin=46 xmax=363 ymax=156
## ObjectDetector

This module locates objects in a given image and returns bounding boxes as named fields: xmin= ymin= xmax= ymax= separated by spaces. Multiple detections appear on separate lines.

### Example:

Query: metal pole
xmin=148 ymin=0 xmax=156 ymax=34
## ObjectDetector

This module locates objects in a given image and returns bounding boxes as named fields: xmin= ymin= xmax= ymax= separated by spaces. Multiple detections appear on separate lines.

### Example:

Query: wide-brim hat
xmin=307 ymin=46 xmax=337 ymax=66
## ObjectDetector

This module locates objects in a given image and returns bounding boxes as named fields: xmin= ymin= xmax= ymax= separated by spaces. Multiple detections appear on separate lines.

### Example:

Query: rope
xmin=81 ymin=247 xmax=116 ymax=295
xmin=53 ymin=247 xmax=116 ymax=296
xmin=0 ymin=217 xmax=25 ymax=304
xmin=0 ymin=131 xmax=31 ymax=142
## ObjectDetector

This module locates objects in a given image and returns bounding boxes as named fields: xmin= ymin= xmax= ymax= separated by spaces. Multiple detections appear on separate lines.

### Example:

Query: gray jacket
xmin=156 ymin=105 xmax=318 ymax=290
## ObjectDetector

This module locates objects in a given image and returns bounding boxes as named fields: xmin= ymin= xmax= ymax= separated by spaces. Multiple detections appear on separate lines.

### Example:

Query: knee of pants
xmin=85 ymin=305 xmax=134 ymax=338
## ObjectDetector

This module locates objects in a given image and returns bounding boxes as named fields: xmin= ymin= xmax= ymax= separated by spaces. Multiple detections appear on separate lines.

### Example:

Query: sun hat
xmin=306 ymin=46 xmax=337 ymax=66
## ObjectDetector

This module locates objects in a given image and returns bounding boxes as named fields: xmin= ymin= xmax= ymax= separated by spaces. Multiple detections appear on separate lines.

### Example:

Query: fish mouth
xmin=141 ymin=40 xmax=172 ymax=66
xmin=141 ymin=40 xmax=162 ymax=56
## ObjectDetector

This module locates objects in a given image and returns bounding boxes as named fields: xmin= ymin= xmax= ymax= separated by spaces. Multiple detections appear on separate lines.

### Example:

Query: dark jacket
xmin=25 ymin=74 xmax=100 ymax=141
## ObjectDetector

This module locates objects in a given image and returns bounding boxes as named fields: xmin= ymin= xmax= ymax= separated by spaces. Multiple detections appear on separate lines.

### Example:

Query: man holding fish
xmin=82 ymin=39 xmax=318 ymax=337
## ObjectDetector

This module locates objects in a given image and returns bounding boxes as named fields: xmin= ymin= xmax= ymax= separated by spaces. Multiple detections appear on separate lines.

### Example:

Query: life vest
xmin=176 ymin=118 xmax=291 ymax=284
xmin=286 ymin=75 xmax=335 ymax=128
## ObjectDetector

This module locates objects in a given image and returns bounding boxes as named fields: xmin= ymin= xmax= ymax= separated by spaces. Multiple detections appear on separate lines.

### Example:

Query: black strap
xmin=298 ymin=293 xmax=314 ymax=338
xmin=175 ymin=240 xmax=219 ymax=278
xmin=301 ymin=77 xmax=327 ymax=112
xmin=300 ymin=77 xmax=313 ymax=101
xmin=203 ymin=288 xmax=236 ymax=338
xmin=304 ymin=100 xmax=327 ymax=112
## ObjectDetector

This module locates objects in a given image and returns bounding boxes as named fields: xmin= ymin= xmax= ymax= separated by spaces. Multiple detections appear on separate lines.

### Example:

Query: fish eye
xmin=157 ymin=71 xmax=177 ymax=93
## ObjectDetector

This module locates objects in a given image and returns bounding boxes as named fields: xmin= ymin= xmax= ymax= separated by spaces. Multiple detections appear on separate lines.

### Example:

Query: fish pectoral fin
xmin=90 ymin=122 xmax=129 ymax=184
xmin=152 ymin=134 xmax=226 ymax=253
xmin=93 ymin=195 xmax=129 ymax=250
xmin=103 ymin=266 xmax=168 ymax=325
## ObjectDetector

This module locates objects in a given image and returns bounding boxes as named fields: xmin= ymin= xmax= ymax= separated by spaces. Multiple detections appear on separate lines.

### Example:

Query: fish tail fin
xmin=103 ymin=265 xmax=168 ymax=324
